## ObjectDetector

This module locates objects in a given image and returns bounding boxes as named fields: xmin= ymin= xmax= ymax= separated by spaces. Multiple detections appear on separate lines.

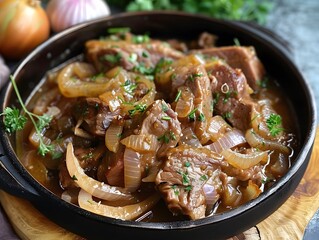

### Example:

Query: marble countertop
xmin=266 ymin=0 xmax=319 ymax=118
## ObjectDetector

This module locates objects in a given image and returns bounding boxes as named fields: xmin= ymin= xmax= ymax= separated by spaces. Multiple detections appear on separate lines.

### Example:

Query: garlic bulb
xmin=46 ymin=0 xmax=111 ymax=32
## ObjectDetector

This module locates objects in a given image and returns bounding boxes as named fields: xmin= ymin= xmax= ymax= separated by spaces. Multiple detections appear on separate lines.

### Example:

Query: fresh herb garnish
xmin=121 ymin=80 xmax=137 ymax=95
xmin=198 ymin=112 xmax=205 ymax=122
xmin=1 ymin=76 xmax=53 ymax=156
xmin=132 ymin=34 xmax=150 ymax=44
xmin=101 ymin=53 xmax=122 ymax=64
xmin=161 ymin=116 xmax=171 ymax=121
xmin=107 ymin=27 xmax=131 ymax=34
xmin=188 ymin=108 xmax=198 ymax=121
xmin=157 ymin=133 xmax=170 ymax=144
xmin=174 ymin=89 xmax=182 ymax=102
xmin=188 ymin=73 xmax=203 ymax=82
xmin=128 ymin=104 xmax=147 ymax=116
xmin=233 ymin=38 xmax=241 ymax=46
xmin=266 ymin=113 xmax=284 ymax=136
xmin=112 ymin=0 xmax=273 ymax=25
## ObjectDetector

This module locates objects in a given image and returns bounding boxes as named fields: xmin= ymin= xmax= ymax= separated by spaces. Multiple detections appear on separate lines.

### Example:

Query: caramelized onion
xmin=207 ymin=115 xmax=231 ymax=142
xmin=57 ymin=62 xmax=112 ymax=97
xmin=66 ymin=143 xmax=133 ymax=201
xmin=123 ymin=147 xmax=142 ymax=192
xmin=174 ymin=87 xmax=194 ymax=118
xmin=245 ymin=129 xmax=290 ymax=154
xmin=203 ymin=183 xmax=219 ymax=213
xmin=78 ymin=189 xmax=160 ymax=220
xmin=121 ymin=134 xmax=159 ymax=153
xmin=105 ymin=123 xmax=123 ymax=153
xmin=243 ymin=180 xmax=261 ymax=202
xmin=221 ymin=148 xmax=268 ymax=170
xmin=205 ymin=129 xmax=246 ymax=154
xmin=179 ymin=127 xmax=202 ymax=147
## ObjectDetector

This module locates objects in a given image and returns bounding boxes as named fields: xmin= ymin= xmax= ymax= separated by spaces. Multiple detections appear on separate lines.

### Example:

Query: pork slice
xmin=155 ymin=145 xmax=223 ymax=220
xmin=193 ymin=46 xmax=265 ymax=90
xmin=73 ymin=98 xmax=119 ymax=136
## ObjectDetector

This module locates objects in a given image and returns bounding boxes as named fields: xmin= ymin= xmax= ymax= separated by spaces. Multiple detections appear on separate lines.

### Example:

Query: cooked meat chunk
xmin=73 ymin=98 xmax=119 ymax=136
xmin=207 ymin=61 xmax=256 ymax=130
xmin=155 ymin=55 xmax=213 ymax=144
xmin=139 ymin=99 xmax=181 ymax=157
xmin=155 ymin=145 xmax=224 ymax=220
xmin=86 ymin=40 xmax=184 ymax=73
xmin=193 ymin=46 xmax=265 ymax=90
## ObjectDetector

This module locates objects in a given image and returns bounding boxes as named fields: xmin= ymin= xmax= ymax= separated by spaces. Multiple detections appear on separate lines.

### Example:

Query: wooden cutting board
xmin=1 ymin=128 xmax=319 ymax=240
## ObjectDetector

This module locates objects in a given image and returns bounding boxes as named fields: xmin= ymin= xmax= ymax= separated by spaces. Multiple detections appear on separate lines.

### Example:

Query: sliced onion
xmin=205 ymin=129 xmax=246 ymax=154
xmin=243 ymin=180 xmax=262 ymax=201
xmin=28 ymin=128 xmax=51 ymax=148
xmin=58 ymin=62 xmax=110 ymax=97
xmin=203 ymin=183 xmax=219 ymax=213
xmin=33 ymin=88 xmax=60 ymax=115
xmin=142 ymin=162 xmax=162 ymax=182
xmin=99 ymin=91 xmax=122 ymax=112
xmin=121 ymin=134 xmax=159 ymax=153
xmin=245 ymin=129 xmax=290 ymax=154
xmin=123 ymin=147 xmax=142 ymax=192
xmin=174 ymin=87 xmax=194 ymax=118
xmin=78 ymin=189 xmax=160 ymax=220
xmin=74 ymin=119 xmax=93 ymax=139
xmin=179 ymin=127 xmax=202 ymax=147
xmin=207 ymin=115 xmax=231 ymax=142
xmin=105 ymin=123 xmax=123 ymax=153
xmin=221 ymin=148 xmax=268 ymax=170
xmin=66 ymin=143 xmax=133 ymax=201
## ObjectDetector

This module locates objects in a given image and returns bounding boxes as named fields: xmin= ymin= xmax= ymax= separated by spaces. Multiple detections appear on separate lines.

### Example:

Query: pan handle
xmin=0 ymin=152 xmax=40 ymax=201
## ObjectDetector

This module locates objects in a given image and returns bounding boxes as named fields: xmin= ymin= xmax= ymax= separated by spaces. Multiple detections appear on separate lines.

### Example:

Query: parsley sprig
xmin=1 ymin=76 xmax=53 ymax=156
xmin=266 ymin=113 xmax=284 ymax=137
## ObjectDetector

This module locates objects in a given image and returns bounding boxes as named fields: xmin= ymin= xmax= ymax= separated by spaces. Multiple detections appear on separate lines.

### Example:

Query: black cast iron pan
xmin=0 ymin=11 xmax=316 ymax=240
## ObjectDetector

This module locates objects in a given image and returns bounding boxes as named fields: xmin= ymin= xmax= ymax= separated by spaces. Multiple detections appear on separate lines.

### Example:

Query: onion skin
xmin=0 ymin=0 xmax=50 ymax=60
xmin=46 ymin=0 xmax=110 ymax=32
xmin=78 ymin=189 xmax=160 ymax=220
xmin=66 ymin=143 xmax=133 ymax=201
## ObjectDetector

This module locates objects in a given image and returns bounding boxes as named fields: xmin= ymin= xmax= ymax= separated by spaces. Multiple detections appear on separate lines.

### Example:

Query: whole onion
xmin=46 ymin=0 xmax=111 ymax=32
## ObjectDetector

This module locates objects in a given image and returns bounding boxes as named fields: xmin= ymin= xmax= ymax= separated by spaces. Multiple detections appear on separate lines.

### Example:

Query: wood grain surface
xmin=1 ymin=128 xmax=318 ymax=240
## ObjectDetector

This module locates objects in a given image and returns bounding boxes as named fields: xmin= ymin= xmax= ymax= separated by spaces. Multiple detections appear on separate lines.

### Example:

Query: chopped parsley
xmin=184 ymin=162 xmax=191 ymax=167
xmin=188 ymin=73 xmax=203 ymax=82
xmin=258 ymin=76 xmax=269 ymax=89
xmin=162 ymin=103 xmax=169 ymax=112
xmin=161 ymin=116 xmax=171 ymax=121
xmin=200 ymin=174 xmax=208 ymax=181
xmin=266 ymin=113 xmax=284 ymax=136
xmin=188 ymin=108 xmax=198 ymax=121
xmin=132 ymin=34 xmax=150 ymax=44
xmin=128 ymin=104 xmax=147 ymax=116
xmin=101 ymin=53 xmax=122 ymax=64
xmin=107 ymin=27 xmax=130 ymax=34
xmin=198 ymin=113 xmax=205 ymax=122
xmin=185 ymin=185 xmax=192 ymax=192
xmin=233 ymin=38 xmax=241 ymax=46
xmin=172 ymin=185 xmax=180 ymax=196
xmin=157 ymin=133 xmax=170 ymax=144
xmin=121 ymin=80 xmax=137 ymax=95
xmin=174 ymin=89 xmax=182 ymax=102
